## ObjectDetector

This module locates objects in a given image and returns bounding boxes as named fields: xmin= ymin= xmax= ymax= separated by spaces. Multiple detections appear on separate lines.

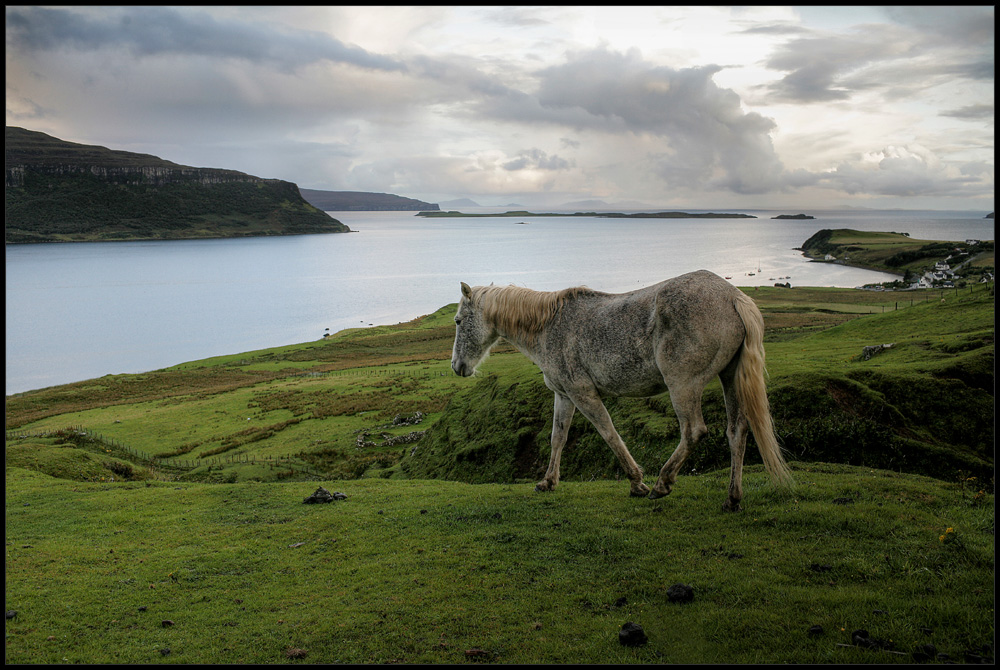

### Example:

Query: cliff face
xmin=4 ymin=127 xmax=351 ymax=243
xmin=5 ymin=164 xmax=272 ymax=188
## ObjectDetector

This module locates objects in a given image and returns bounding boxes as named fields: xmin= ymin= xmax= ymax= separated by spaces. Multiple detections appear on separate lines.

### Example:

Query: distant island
xmin=4 ymin=126 xmax=351 ymax=243
xmin=417 ymin=210 xmax=756 ymax=219
xmin=299 ymin=189 xmax=439 ymax=211
xmin=772 ymin=213 xmax=815 ymax=219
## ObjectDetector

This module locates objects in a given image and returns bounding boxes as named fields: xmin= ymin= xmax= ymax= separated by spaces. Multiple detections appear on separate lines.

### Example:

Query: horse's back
xmin=651 ymin=270 xmax=744 ymax=322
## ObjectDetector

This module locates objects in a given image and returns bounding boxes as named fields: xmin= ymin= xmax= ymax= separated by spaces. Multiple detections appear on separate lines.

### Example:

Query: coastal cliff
xmin=4 ymin=126 xmax=351 ymax=243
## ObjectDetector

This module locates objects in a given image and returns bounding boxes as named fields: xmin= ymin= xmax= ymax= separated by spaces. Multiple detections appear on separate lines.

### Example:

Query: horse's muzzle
xmin=452 ymin=360 xmax=473 ymax=377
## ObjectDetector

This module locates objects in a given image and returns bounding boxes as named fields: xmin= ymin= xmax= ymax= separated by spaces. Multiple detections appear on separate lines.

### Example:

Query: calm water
xmin=5 ymin=208 xmax=994 ymax=395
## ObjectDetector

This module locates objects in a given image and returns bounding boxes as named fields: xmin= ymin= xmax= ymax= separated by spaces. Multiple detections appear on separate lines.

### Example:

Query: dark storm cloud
xmin=5 ymin=6 xmax=405 ymax=73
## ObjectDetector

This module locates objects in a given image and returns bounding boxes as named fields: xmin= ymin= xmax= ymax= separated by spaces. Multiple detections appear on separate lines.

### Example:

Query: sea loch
xmin=5 ymin=208 xmax=993 ymax=395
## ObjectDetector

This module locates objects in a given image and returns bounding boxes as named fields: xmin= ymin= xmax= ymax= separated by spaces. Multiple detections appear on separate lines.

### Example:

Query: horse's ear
xmin=461 ymin=282 xmax=472 ymax=298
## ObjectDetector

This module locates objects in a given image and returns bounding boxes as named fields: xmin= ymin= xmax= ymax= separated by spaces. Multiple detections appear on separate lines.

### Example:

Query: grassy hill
xmin=799 ymin=229 xmax=994 ymax=282
xmin=6 ymin=282 xmax=993 ymax=486
xmin=5 ymin=280 xmax=994 ymax=664
xmin=4 ymin=127 xmax=351 ymax=242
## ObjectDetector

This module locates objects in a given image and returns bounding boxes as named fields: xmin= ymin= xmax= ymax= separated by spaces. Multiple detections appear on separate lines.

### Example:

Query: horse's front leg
xmin=536 ymin=392 xmax=575 ymax=492
xmin=568 ymin=390 xmax=649 ymax=497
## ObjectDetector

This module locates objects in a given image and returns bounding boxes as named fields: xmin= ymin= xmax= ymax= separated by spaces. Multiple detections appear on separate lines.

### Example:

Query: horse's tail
xmin=733 ymin=291 xmax=793 ymax=486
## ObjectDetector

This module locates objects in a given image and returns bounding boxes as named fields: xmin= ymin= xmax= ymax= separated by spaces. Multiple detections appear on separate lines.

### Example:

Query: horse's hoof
xmin=534 ymin=483 xmax=553 ymax=493
xmin=629 ymin=483 xmax=651 ymax=497
xmin=722 ymin=499 xmax=742 ymax=512
xmin=647 ymin=488 xmax=669 ymax=500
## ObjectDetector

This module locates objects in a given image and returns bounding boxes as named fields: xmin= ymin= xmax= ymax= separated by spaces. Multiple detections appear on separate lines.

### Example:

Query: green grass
xmin=5 ymin=278 xmax=994 ymax=664
xmin=6 ymin=284 xmax=993 ymax=486
xmin=5 ymin=464 xmax=993 ymax=664
xmin=799 ymin=229 xmax=994 ymax=280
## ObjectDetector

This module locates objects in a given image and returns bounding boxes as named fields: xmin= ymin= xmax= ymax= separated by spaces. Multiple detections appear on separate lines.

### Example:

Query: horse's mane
xmin=469 ymin=284 xmax=595 ymax=344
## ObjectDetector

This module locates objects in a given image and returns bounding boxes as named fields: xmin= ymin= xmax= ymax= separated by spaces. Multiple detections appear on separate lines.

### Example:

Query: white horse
xmin=450 ymin=270 xmax=791 ymax=511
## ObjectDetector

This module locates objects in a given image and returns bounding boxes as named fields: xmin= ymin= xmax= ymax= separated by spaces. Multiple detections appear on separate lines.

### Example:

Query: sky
xmin=5 ymin=5 xmax=995 ymax=210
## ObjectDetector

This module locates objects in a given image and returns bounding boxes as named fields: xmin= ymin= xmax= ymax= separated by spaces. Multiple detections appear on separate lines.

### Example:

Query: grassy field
xmin=5 ymin=462 xmax=993 ymax=664
xmin=799 ymin=229 xmax=994 ymax=279
xmin=5 ymin=274 xmax=994 ymax=664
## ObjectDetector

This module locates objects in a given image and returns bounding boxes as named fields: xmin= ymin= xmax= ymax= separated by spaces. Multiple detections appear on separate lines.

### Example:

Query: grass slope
xmin=4 ymin=464 xmax=993 ymax=664
xmin=6 ymin=284 xmax=993 ymax=486
xmin=800 ymin=229 xmax=994 ymax=279
xmin=402 ymin=284 xmax=994 ymax=486
xmin=5 ymin=281 xmax=994 ymax=664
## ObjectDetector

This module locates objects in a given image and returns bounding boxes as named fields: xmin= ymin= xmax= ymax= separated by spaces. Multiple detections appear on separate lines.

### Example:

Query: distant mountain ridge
xmin=299 ymin=189 xmax=439 ymax=211
xmin=4 ymin=126 xmax=351 ymax=243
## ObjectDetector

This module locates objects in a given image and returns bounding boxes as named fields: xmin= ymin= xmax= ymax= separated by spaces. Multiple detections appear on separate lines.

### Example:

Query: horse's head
xmin=451 ymin=282 xmax=500 ymax=377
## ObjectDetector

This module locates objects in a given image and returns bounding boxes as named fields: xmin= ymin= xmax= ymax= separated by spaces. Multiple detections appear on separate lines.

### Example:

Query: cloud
xmin=513 ymin=47 xmax=789 ymax=194
xmin=4 ymin=6 xmax=992 ymax=207
xmin=885 ymin=6 xmax=995 ymax=45
xmin=763 ymin=28 xmax=916 ymax=102
xmin=761 ymin=11 xmax=994 ymax=104
xmin=479 ymin=7 xmax=553 ymax=28
xmin=940 ymin=103 xmax=995 ymax=121
xmin=502 ymin=148 xmax=572 ymax=171
xmin=5 ymin=5 xmax=405 ymax=73
xmin=817 ymin=144 xmax=988 ymax=198
xmin=344 ymin=151 xmax=575 ymax=197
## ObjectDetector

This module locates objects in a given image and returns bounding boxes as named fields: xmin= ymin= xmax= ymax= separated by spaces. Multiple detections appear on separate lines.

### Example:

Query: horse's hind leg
xmin=720 ymin=361 xmax=748 ymax=512
xmin=648 ymin=382 xmax=708 ymax=499
xmin=536 ymin=392 xmax=575 ymax=493
xmin=568 ymin=389 xmax=649 ymax=497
